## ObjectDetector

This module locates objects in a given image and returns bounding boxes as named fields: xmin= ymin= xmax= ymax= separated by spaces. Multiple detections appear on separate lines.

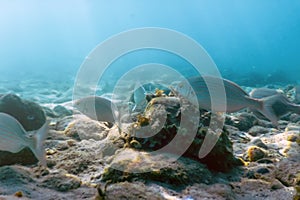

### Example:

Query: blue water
xmin=0 ymin=0 xmax=300 ymax=87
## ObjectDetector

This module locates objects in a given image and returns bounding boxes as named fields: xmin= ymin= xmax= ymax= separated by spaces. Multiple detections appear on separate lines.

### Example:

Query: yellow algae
xmin=287 ymin=133 xmax=299 ymax=142
xmin=14 ymin=191 xmax=23 ymax=198
xmin=46 ymin=148 xmax=57 ymax=155
xmin=130 ymin=139 xmax=142 ymax=149
xmin=155 ymin=88 xmax=165 ymax=97
xmin=136 ymin=115 xmax=150 ymax=127
xmin=247 ymin=146 xmax=266 ymax=162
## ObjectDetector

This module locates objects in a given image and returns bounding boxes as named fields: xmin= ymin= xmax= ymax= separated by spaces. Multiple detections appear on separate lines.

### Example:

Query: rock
xmin=232 ymin=178 xmax=295 ymax=200
xmin=294 ymin=186 xmax=300 ymax=200
xmin=43 ymin=105 xmax=72 ymax=118
xmin=285 ymin=123 xmax=300 ymax=132
xmin=227 ymin=112 xmax=259 ymax=131
xmin=289 ymin=113 xmax=300 ymax=123
xmin=64 ymin=115 xmax=110 ymax=141
xmin=43 ymin=106 xmax=58 ymax=118
xmin=0 ymin=148 xmax=38 ymax=166
xmin=103 ymin=182 xmax=166 ymax=200
xmin=0 ymin=165 xmax=95 ymax=199
xmin=246 ymin=146 xmax=267 ymax=162
xmin=47 ymin=127 xmax=122 ymax=177
xmin=276 ymin=158 xmax=300 ymax=187
xmin=183 ymin=183 xmax=236 ymax=200
xmin=287 ymin=133 xmax=299 ymax=142
xmin=101 ymin=148 xmax=214 ymax=186
xmin=53 ymin=105 xmax=73 ymax=117
xmin=271 ymin=179 xmax=285 ymax=190
xmin=250 ymin=138 xmax=268 ymax=150
xmin=125 ymin=96 xmax=242 ymax=172
xmin=0 ymin=165 xmax=34 ymax=186
xmin=248 ymin=126 xmax=269 ymax=136
xmin=55 ymin=115 xmax=74 ymax=131
xmin=0 ymin=93 xmax=46 ymax=130
xmin=40 ymin=173 xmax=81 ymax=192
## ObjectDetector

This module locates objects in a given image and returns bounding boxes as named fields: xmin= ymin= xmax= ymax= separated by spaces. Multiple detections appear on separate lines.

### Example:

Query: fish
xmin=249 ymin=88 xmax=282 ymax=99
xmin=129 ymin=82 xmax=149 ymax=113
xmin=249 ymin=88 xmax=300 ymax=118
xmin=172 ymin=75 xmax=279 ymax=126
xmin=73 ymin=96 xmax=120 ymax=126
xmin=129 ymin=82 xmax=171 ymax=112
xmin=0 ymin=112 xmax=49 ymax=166
xmin=261 ymin=93 xmax=300 ymax=117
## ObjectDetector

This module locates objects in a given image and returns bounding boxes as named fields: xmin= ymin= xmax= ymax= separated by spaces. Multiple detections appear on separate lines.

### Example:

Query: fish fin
xmin=0 ymin=112 xmax=28 ymax=153
xmin=31 ymin=119 xmax=50 ymax=167
xmin=258 ymin=96 xmax=279 ymax=126
xmin=0 ymin=140 xmax=25 ymax=153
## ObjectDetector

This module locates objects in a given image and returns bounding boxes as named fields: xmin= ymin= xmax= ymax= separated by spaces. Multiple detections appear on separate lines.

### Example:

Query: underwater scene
xmin=0 ymin=1 xmax=300 ymax=199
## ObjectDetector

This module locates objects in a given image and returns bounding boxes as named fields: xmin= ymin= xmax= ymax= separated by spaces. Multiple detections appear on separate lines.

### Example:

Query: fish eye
xmin=27 ymin=115 xmax=35 ymax=120
xmin=27 ymin=133 xmax=34 ymax=138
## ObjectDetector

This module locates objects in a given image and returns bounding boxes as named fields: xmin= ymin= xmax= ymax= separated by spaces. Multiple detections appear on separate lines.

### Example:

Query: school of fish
xmin=0 ymin=75 xmax=299 ymax=165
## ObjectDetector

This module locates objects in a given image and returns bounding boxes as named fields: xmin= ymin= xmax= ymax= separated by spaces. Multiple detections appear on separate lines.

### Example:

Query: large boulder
xmin=125 ymin=96 xmax=243 ymax=172
xmin=0 ymin=93 xmax=46 ymax=131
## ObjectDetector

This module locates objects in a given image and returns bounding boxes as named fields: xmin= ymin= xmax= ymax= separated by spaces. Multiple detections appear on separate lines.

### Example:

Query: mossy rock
xmin=127 ymin=96 xmax=242 ymax=172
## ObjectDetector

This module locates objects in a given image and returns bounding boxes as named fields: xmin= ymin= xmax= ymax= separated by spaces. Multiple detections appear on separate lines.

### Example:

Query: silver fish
xmin=130 ymin=83 xmax=171 ymax=113
xmin=73 ymin=96 xmax=120 ymax=126
xmin=0 ymin=112 xmax=49 ymax=166
xmin=173 ymin=76 xmax=279 ymax=125
xmin=129 ymin=83 xmax=149 ymax=113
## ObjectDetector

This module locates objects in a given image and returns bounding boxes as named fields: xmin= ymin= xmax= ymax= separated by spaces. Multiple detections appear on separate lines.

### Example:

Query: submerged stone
xmin=101 ymin=148 xmax=214 ymax=186
xmin=0 ymin=93 xmax=46 ymax=131
xmin=125 ymin=96 xmax=242 ymax=172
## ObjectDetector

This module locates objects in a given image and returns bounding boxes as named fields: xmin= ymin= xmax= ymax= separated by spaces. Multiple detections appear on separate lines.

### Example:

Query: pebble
xmin=250 ymin=138 xmax=268 ymax=149
xmin=285 ymin=124 xmax=300 ymax=132
xmin=248 ymin=126 xmax=269 ymax=136
xmin=247 ymin=146 xmax=267 ymax=162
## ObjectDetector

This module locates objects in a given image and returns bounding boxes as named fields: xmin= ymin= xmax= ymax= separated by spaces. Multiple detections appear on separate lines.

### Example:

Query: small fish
xmin=130 ymin=82 xmax=170 ymax=112
xmin=173 ymin=76 xmax=279 ymax=125
xmin=129 ymin=82 xmax=149 ymax=112
xmin=73 ymin=96 xmax=120 ymax=126
xmin=0 ymin=112 xmax=49 ymax=166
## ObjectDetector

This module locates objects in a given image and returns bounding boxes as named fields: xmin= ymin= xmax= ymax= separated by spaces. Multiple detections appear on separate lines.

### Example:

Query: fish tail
xmin=258 ymin=97 xmax=279 ymax=126
xmin=31 ymin=119 xmax=50 ymax=166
